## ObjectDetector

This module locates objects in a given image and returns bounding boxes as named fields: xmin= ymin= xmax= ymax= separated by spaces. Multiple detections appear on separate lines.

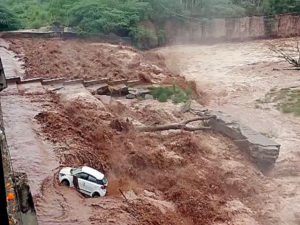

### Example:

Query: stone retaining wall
xmin=163 ymin=13 xmax=300 ymax=44
xmin=209 ymin=111 xmax=280 ymax=169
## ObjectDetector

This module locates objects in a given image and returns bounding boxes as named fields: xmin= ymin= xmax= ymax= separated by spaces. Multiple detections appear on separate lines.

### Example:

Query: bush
xmin=0 ymin=4 xmax=20 ymax=31
xmin=130 ymin=27 xmax=158 ymax=49
xmin=68 ymin=0 xmax=149 ymax=35
xmin=150 ymin=85 xmax=192 ymax=104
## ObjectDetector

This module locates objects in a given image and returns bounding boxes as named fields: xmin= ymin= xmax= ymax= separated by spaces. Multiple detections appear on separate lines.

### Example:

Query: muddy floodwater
xmin=1 ymin=36 xmax=300 ymax=225
xmin=1 ymin=94 xmax=58 ymax=195
xmin=157 ymin=39 xmax=300 ymax=225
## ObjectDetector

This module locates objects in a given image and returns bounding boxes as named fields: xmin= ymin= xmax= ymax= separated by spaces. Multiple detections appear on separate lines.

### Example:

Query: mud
xmin=1 ymin=93 xmax=58 ymax=196
xmin=157 ymin=37 xmax=300 ymax=225
xmin=7 ymin=38 xmax=173 ymax=83
xmin=34 ymin=95 xmax=265 ymax=225
xmin=1 ymin=37 xmax=286 ymax=225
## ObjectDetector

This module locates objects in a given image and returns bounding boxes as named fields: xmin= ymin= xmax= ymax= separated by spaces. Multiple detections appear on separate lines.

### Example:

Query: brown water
xmin=0 ymin=39 xmax=127 ymax=225
xmin=2 ymin=36 xmax=300 ymax=224
xmin=1 ymin=94 xmax=59 ymax=195
xmin=0 ymin=39 xmax=61 ymax=224
xmin=157 ymin=39 xmax=300 ymax=225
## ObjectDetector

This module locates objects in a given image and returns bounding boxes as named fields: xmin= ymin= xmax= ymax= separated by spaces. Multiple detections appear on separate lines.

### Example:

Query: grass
xmin=149 ymin=85 xmax=192 ymax=104
xmin=279 ymin=90 xmax=300 ymax=115
xmin=257 ymin=87 xmax=300 ymax=116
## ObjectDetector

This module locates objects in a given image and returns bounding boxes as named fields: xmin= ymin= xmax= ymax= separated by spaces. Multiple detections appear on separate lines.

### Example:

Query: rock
xmin=96 ymin=84 xmax=109 ymax=95
xmin=129 ymin=88 xmax=150 ymax=98
xmin=124 ymin=190 xmax=138 ymax=201
xmin=144 ymin=94 xmax=154 ymax=100
xmin=209 ymin=111 xmax=280 ymax=169
xmin=143 ymin=190 xmax=156 ymax=198
xmin=97 ymin=84 xmax=129 ymax=96
xmin=109 ymin=84 xmax=129 ymax=96
xmin=126 ymin=93 xmax=136 ymax=99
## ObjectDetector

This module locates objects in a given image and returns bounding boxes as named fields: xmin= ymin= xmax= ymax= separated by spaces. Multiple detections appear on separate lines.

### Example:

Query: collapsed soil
xmin=33 ymin=94 xmax=266 ymax=225
xmin=8 ymin=38 xmax=172 ymax=83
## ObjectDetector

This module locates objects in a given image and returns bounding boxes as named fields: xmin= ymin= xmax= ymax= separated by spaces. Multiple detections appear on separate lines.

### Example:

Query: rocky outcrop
xmin=209 ymin=111 xmax=280 ymax=168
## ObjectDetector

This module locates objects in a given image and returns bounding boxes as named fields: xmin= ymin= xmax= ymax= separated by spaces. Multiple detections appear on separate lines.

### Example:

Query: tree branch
xmin=137 ymin=116 xmax=214 ymax=132
xmin=268 ymin=42 xmax=300 ymax=67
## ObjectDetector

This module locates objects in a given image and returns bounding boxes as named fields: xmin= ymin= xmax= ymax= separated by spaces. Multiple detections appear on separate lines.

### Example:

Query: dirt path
xmin=157 ymin=39 xmax=300 ymax=225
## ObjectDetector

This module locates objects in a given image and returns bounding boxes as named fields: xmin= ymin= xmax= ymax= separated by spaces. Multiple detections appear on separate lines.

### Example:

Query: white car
xmin=58 ymin=166 xmax=108 ymax=197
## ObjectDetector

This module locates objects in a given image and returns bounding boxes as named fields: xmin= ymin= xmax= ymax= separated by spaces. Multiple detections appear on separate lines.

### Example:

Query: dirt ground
xmin=1 ymin=37 xmax=298 ymax=225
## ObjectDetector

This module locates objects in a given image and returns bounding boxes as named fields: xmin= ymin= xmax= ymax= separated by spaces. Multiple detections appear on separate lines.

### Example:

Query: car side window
xmin=87 ymin=175 xmax=97 ymax=183
xmin=76 ymin=173 xmax=89 ymax=180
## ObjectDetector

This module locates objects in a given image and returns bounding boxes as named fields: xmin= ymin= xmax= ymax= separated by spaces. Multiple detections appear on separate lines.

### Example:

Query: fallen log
xmin=137 ymin=116 xmax=215 ymax=132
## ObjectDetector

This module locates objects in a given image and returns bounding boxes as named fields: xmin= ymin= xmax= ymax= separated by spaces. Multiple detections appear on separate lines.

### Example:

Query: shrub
xmin=0 ymin=4 xmax=20 ymax=31
xmin=150 ymin=85 xmax=192 ymax=104
xmin=130 ymin=27 xmax=158 ymax=49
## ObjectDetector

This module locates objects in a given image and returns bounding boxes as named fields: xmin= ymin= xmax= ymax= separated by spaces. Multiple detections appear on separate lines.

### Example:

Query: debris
xmin=7 ymin=193 xmax=15 ymax=201
xmin=137 ymin=116 xmax=214 ymax=132
xmin=126 ymin=93 xmax=136 ymax=99
xmin=123 ymin=190 xmax=138 ymax=201
xmin=110 ymin=119 xmax=132 ymax=132
xmin=144 ymin=94 xmax=154 ymax=100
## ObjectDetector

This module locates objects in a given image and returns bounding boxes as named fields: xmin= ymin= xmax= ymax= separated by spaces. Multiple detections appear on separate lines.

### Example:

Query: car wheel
xmin=92 ymin=192 xmax=100 ymax=198
xmin=61 ymin=180 xmax=70 ymax=187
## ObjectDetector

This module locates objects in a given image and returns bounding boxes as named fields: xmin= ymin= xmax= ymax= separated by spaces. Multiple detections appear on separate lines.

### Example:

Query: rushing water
xmin=157 ymin=39 xmax=300 ymax=225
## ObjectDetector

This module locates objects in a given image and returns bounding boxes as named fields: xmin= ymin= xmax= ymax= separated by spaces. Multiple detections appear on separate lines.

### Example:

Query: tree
xmin=262 ymin=0 xmax=300 ymax=14
xmin=68 ymin=0 xmax=149 ymax=35
xmin=0 ymin=4 xmax=19 ymax=31
xmin=268 ymin=41 xmax=300 ymax=68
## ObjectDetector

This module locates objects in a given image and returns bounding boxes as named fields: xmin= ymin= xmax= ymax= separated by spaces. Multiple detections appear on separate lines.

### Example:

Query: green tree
xmin=262 ymin=0 xmax=300 ymax=14
xmin=68 ymin=0 xmax=149 ymax=35
xmin=0 ymin=4 xmax=19 ymax=30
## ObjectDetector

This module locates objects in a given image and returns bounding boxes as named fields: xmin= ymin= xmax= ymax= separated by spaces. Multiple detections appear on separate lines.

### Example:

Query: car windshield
xmin=98 ymin=177 xmax=108 ymax=185
xmin=70 ymin=167 xmax=82 ymax=175
xmin=102 ymin=177 xmax=108 ymax=185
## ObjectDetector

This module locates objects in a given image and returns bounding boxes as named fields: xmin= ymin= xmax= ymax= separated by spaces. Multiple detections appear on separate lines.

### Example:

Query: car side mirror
xmin=0 ymin=58 xmax=7 ymax=92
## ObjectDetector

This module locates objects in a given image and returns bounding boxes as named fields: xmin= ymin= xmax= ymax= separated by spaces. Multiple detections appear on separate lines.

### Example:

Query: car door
xmin=74 ymin=172 xmax=89 ymax=194
xmin=85 ymin=175 xmax=99 ymax=194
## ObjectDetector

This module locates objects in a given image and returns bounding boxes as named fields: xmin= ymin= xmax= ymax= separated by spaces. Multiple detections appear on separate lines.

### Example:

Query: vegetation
xmin=150 ymin=85 xmax=192 ymax=104
xmin=280 ymin=89 xmax=300 ymax=115
xmin=0 ymin=4 xmax=19 ymax=30
xmin=2 ymin=0 xmax=300 ymax=44
xmin=257 ymin=87 xmax=300 ymax=116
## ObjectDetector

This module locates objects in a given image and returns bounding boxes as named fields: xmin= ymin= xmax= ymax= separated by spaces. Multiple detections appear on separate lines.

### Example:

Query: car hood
xmin=59 ymin=167 xmax=72 ymax=175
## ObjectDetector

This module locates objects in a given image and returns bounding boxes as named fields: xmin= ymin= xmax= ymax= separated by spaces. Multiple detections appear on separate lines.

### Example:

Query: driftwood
xmin=119 ymin=189 xmax=129 ymax=203
xmin=137 ymin=116 xmax=215 ymax=132
xmin=268 ymin=42 xmax=300 ymax=67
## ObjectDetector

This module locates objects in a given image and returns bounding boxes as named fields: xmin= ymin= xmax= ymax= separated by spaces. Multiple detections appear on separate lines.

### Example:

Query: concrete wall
xmin=2 ymin=14 xmax=300 ymax=47
xmin=209 ymin=111 xmax=280 ymax=170
xmin=163 ymin=14 xmax=300 ymax=44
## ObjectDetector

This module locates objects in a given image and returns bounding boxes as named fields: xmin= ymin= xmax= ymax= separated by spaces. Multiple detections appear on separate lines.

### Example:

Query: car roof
xmin=82 ymin=166 xmax=104 ymax=180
